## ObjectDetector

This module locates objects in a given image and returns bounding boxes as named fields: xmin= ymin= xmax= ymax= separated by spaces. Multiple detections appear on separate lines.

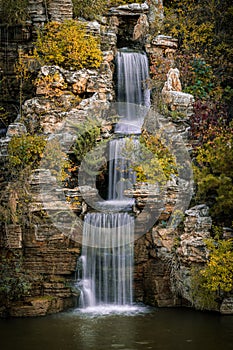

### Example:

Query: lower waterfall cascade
xmin=79 ymin=212 xmax=134 ymax=307
xmin=77 ymin=49 xmax=150 ymax=308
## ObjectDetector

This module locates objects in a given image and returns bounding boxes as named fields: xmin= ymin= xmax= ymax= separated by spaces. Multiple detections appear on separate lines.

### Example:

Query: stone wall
xmin=134 ymin=205 xmax=213 ymax=308
xmin=28 ymin=0 xmax=73 ymax=27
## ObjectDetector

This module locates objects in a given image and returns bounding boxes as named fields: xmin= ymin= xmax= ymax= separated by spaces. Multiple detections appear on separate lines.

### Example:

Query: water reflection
xmin=0 ymin=308 xmax=233 ymax=350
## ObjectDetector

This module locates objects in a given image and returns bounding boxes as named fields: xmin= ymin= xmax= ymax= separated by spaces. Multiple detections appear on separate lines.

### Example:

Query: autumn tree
xmin=163 ymin=0 xmax=233 ymax=105
xmin=193 ymin=125 xmax=233 ymax=226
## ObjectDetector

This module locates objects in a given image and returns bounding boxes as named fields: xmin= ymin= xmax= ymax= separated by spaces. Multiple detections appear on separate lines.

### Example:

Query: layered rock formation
xmin=28 ymin=0 xmax=73 ymax=26
xmin=134 ymin=204 xmax=212 ymax=308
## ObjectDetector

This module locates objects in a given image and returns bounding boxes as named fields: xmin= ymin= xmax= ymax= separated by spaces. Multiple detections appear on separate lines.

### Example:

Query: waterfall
xmin=79 ymin=213 xmax=134 ymax=307
xmin=115 ymin=49 xmax=150 ymax=134
xmin=116 ymin=49 xmax=150 ymax=108
xmin=108 ymin=138 xmax=136 ymax=201
xmin=77 ymin=49 xmax=150 ymax=309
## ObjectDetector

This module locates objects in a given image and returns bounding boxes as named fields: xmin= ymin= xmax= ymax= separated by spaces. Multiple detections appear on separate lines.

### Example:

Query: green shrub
xmin=0 ymin=0 xmax=29 ymax=25
xmin=0 ymin=252 xmax=32 ymax=304
xmin=123 ymin=130 xmax=178 ymax=185
xmin=5 ymin=135 xmax=46 ymax=224
xmin=73 ymin=117 xmax=101 ymax=160
xmin=34 ymin=20 xmax=102 ymax=70
xmin=41 ymin=138 xmax=71 ymax=183
xmin=183 ymin=58 xmax=216 ymax=99
xmin=8 ymin=134 xmax=46 ymax=172
xmin=193 ymin=127 xmax=233 ymax=225
xmin=72 ymin=117 xmax=106 ymax=176
xmin=73 ymin=0 xmax=108 ymax=20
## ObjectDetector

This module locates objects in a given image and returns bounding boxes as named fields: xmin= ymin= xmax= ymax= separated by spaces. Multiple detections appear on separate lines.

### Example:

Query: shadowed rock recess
xmin=0 ymin=1 xmax=232 ymax=317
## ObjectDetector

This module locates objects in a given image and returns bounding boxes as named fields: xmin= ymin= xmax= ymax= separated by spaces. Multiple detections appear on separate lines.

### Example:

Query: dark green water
xmin=0 ymin=306 xmax=233 ymax=350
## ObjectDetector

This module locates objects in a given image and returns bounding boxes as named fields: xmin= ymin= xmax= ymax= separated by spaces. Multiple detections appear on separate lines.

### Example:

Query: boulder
xmin=220 ymin=297 xmax=233 ymax=315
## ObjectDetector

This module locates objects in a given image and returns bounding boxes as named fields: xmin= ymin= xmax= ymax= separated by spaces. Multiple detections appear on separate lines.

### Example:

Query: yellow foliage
xmin=164 ymin=1 xmax=214 ymax=54
xmin=190 ymin=267 xmax=219 ymax=311
xmin=200 ymin=237 xmax=233 ymax=293
xmin=190 ymin=227 xmax=233 ymax=309
xmin=35 ymin=72 xmax=68 ymax=97
xmin=8 ymin=134 xmax=46 ymax=171
xmin=34 ymin=20 xmax=103 ymax=70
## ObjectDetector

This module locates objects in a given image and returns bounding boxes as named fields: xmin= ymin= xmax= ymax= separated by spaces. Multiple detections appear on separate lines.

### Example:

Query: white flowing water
xmin=78 ymin=49 xmax=150 ymax=309
xmin=79 ymin=212 xmax=134 ymax=308
xmin=116 ymin=49 xmax=150 ymax=108
xmin=115 ymin=49 xmax=150 ymax=134
xmin=108 ymin=138 xmax=136 ymax=201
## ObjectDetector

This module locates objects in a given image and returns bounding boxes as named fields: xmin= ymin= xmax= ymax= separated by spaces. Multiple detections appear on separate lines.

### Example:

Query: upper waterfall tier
xmin=116 ymin=49 xmax=150 ymax=107
xmin=115 ymin=49 xmax=150 ymax=134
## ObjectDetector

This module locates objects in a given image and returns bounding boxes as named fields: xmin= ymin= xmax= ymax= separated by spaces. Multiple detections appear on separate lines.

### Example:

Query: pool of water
xmin=0 ymin=306 xmax=233 ymax=350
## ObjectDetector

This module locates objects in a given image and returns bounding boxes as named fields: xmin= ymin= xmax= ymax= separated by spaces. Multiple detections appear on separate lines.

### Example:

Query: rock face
xmin=109 ymin=2 xmax=149 ymax=15
xmin=162 ymin=89 xmax=194 ymax=118
xmin=47 ymin=0 xmax=73 ymax=22
xmin=4 ymin=224 xmax=23 ymax=249
xmin=134 ymin=204 xmax=213 ymax=307
xmin=6 ymin=122 xmax=27 ymax=137
xmin=146 ymin=34 xmax=178 ymax=64
xmin=171 ymin=205 xmax=214 ymax=304
xmin=28 ymin=0 xmax=47 ymax=25
xmin=134 ymin=232 xmax=177 ymax=307
xmin=9 ymin=296 xmax=74 ymax=317
xmin=28 ymin=0 xmax=73 ymax=26
xmin=23 ymin=61 xmax=113 ymax=134
xmin=220 ymin=298 xmax=233 ymax=315
xmin=178 ymin=205 xmax=212 ymax=264
xmin=0 ymin=167 xmax=81 ymax=315
xmin=133 ymin=14 xmax=149 ymax=42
